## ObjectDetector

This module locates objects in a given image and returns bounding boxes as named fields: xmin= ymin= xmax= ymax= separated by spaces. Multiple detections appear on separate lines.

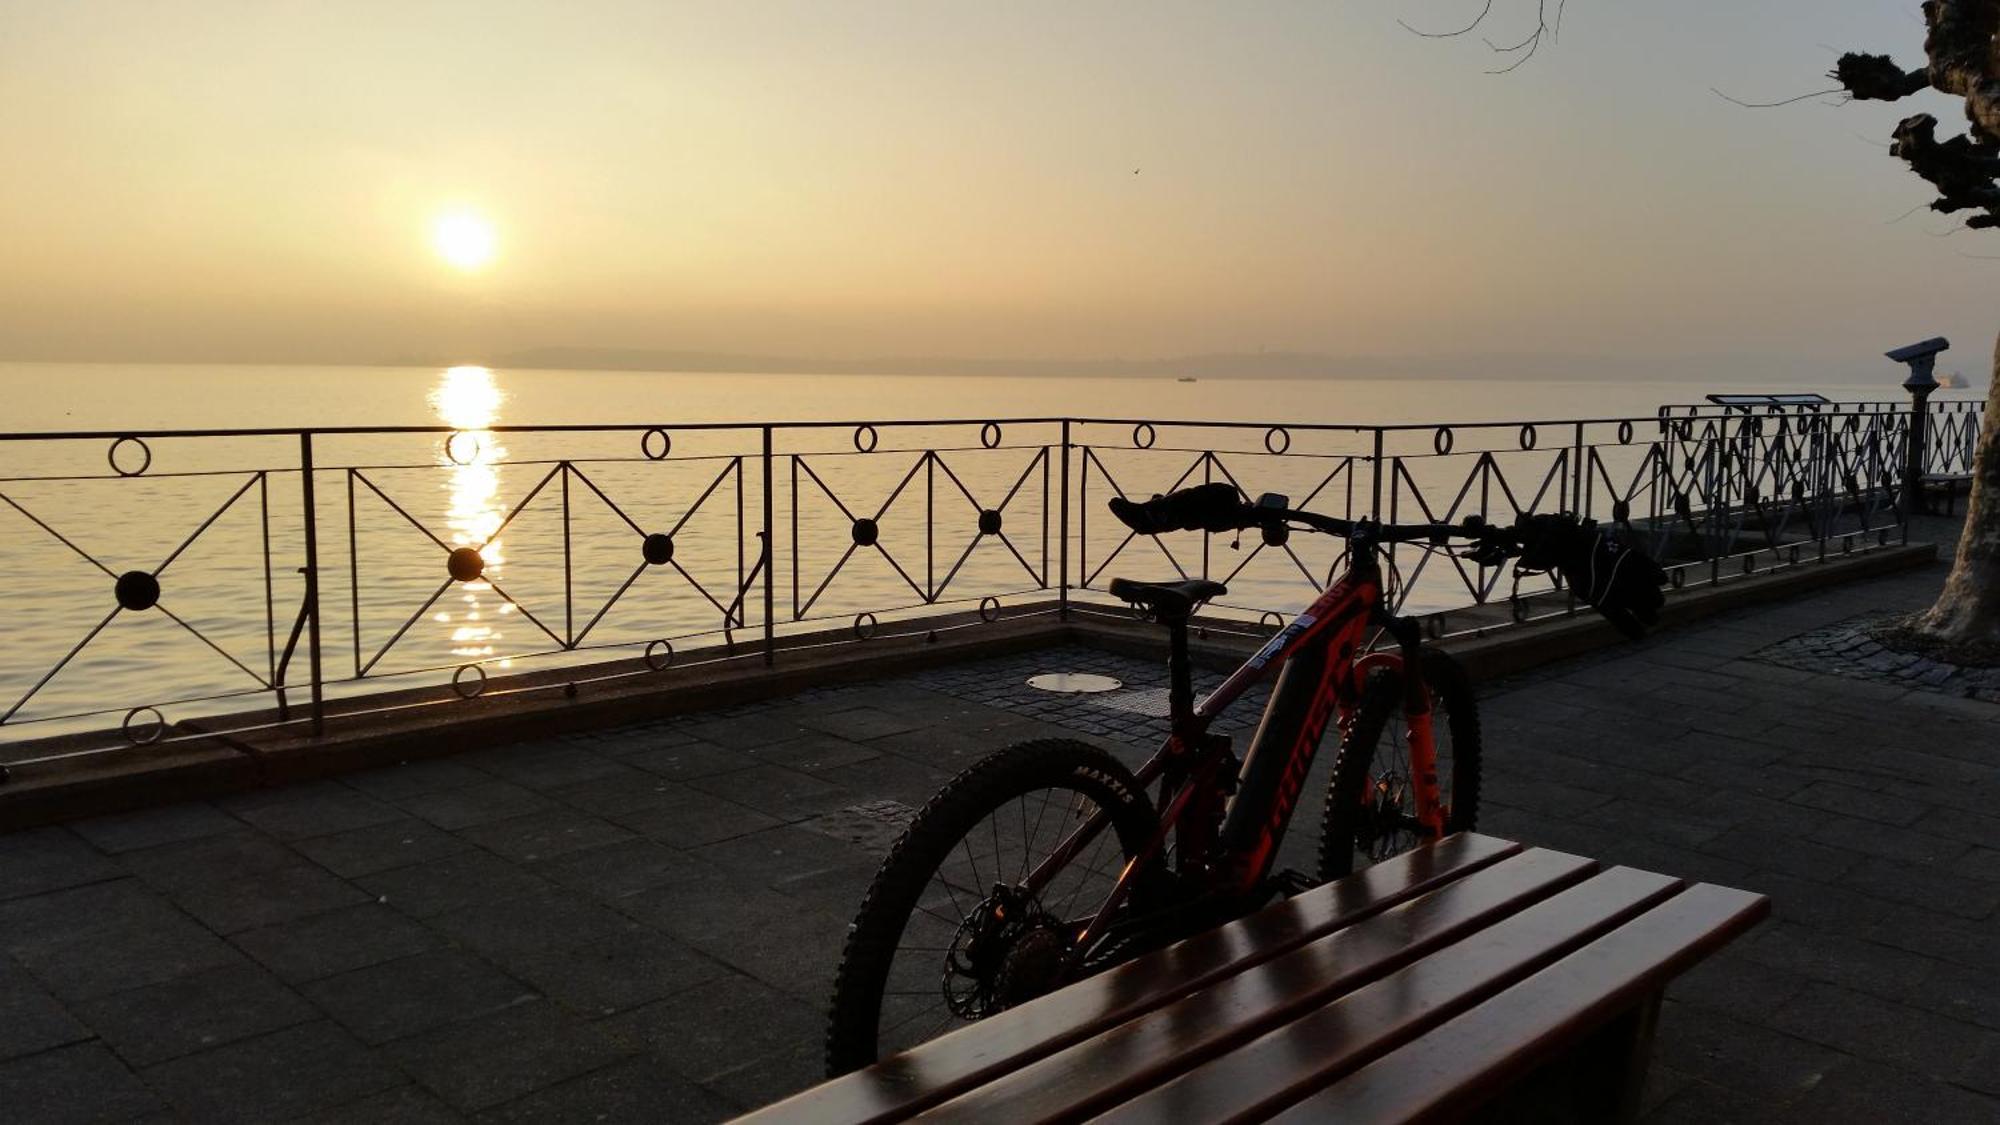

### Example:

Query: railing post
xmin=298 ymin=432 xmax=324 ymax=736
xmin=762 ymin=425 xmax=776 ymax=667
xmin=1058 ymin=420 xmax=1071 ymax=622
xmin=1571 ymin=421 xmax=1587 ymax=516
xmin=1369 ymin=428 xmax=1384 ymax=521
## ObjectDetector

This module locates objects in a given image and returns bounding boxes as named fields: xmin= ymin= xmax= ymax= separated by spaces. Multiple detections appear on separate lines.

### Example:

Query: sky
xmin=1 ymin=1 xmax=1992 ymax=382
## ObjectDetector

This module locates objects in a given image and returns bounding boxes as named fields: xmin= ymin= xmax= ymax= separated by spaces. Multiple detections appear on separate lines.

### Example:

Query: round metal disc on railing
xmin=447 ymin=546 xmax=485 ymax=583
xmin=122 ymin=706 xmax=166 ymax=745
xmin=1611 ymin=499 xmax=1630 ymax=523
xmin=1518 ymin=425 xmax=1538 ymax=451
xmin=114 ymin=570 xmax=161 ymax=612
xmin=1263 ymin=427 xmax=1291 ymax=455
xmin=977 ymin=509 xmax=1002 ymax=536
xmin=452 ymin=664 xmax=488 ymax=698
xmin=978 ymin=596 xmax=1001 ymax=623
xmin=1616 ymin=420 xmax=1633 ymax=445
xmin=851 ymin=518 xmax=879 ymax=547
xmin=644 ymin=639 xmax=675 ymax=671
xmin=853 ymin=424 xmax=879 ymax=453
xmin=980 ymin=422 xmax=1003 ymax=449
xmin=107 ymin=436 xmax=153 ymax=477
xmin=853 ymin=612 xmax=879 ymax=640
xmin=640 ymin=428 xmax=672 ymax=460
xmin=1132 ymin=423 xmax=1156 ymax=449
xmin=1433 ymin=427 xmax=1454 ymax=455
xmin=445 ymin=431 xmax=481 ymax=466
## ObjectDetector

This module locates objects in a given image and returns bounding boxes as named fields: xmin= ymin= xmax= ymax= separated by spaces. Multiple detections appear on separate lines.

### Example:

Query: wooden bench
xmin=735 ymin=833 xmax=1766 ymax=1124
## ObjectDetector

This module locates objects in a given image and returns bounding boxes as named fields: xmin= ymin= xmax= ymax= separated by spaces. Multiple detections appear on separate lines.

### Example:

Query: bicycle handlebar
xmin=1106 ymin=482 xmax=1512 ymax=549
xmin=1107 ymin=483 xmax=1670 ymax=638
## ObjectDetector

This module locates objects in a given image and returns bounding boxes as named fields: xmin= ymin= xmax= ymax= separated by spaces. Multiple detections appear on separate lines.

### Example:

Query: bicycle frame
xmin=1027 ymin=547 xmax=1448 ymax=966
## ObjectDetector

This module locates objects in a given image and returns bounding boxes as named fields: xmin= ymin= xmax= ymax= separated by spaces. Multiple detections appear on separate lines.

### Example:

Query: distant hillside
xmin=486 ymin=346 xmax=1782 ymax=383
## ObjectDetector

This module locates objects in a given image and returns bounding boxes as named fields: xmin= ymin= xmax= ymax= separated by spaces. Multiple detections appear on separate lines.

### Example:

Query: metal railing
xmin=0 ymin=395 xmax=1982 ymax=766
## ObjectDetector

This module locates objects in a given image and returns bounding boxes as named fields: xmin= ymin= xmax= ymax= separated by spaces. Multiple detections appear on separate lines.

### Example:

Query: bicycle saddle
xmin=1108 ymin=577 xmax=1227 ymax=619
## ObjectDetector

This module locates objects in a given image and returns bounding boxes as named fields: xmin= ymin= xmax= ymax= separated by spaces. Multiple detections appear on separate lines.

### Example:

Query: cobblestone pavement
xmin=2 ymin=559 xmax=1996 ymax=1122
xmin=1757 ymin=615 xmax=2000 ymax=700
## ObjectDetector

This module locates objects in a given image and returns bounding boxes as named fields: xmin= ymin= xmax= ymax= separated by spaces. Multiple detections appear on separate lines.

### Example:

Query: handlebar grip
xmin=1107 ymin=482 xmax=1251 ymax=535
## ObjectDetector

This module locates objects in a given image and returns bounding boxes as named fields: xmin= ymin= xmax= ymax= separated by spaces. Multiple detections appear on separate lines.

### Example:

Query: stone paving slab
xmin=0 ymin=557 xmax=1994 ymax=1122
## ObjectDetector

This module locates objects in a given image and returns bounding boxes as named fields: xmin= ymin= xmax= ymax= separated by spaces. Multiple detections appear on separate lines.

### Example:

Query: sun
xmin=432 ymin=211 xmax=497 ymax=271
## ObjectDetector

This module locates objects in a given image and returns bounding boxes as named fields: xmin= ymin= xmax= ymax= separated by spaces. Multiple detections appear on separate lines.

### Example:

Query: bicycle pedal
xmin=1270 ymin=868 xmax=1323 ymax=898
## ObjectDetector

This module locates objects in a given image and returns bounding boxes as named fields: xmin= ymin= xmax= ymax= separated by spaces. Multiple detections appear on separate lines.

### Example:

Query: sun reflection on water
xmin=429 ymin=366 xmax=514 ymax=666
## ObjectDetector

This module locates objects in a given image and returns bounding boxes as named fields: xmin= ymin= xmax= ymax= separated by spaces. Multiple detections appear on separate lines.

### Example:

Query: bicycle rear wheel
xmin=1317 ymin=650 xmax=1482 ymax=881
xmin=824 ymin=738 xmax=1161 ymax=1076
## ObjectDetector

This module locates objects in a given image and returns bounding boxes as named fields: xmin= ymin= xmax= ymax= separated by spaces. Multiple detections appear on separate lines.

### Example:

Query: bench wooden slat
xmin=1090 ymin=866 xmax=1685 ymax=1125
xmin=1268 ymin=883 xmax=1770 ymax=1125
xmin=912 ymin=847 xmax=1598 ymax=1124
xmin=737 ymin=833 xmax=1521 ymax=1125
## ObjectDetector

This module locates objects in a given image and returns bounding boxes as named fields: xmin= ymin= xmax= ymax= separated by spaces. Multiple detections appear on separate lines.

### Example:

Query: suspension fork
xmin=1385 ymin=616 xmax=1448 ymax=838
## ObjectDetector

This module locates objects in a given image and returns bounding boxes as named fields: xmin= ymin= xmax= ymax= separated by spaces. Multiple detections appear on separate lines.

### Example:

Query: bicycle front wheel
xmin=1317 ymin=649 xmax=1482 ymax=881
xmin=824 ymin=738 xmax=1161 ymax=1076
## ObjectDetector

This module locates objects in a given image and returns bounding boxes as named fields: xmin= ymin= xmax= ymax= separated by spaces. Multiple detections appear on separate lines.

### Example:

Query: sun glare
xmin=432 ymin=211 xmax=497 ymax=270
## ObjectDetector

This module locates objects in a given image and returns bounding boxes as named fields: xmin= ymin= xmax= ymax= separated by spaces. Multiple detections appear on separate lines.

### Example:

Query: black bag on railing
xmin=1512 ymin=514 xmax=1667 ymax=638
xmin=1108 ymin=483 xmax=1248 ymax=535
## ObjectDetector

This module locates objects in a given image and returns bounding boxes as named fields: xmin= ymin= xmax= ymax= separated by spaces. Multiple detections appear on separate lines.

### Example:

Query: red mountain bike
xmin=825 ymin=482 xmax=1664 ymax=1073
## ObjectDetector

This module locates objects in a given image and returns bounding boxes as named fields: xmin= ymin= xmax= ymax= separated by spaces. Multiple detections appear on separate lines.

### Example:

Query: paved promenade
xmin=2 ymin=560 xmax=1997 ymax=1122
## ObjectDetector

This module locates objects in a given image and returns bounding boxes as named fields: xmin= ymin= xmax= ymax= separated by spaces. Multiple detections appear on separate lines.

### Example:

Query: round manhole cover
xmin=1026 ymin=672 xmax=1123 ymax=694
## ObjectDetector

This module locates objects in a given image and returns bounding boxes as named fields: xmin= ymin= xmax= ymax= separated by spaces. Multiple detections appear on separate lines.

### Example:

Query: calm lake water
xmin=0 ymin=363 xmax=1930 ymax=745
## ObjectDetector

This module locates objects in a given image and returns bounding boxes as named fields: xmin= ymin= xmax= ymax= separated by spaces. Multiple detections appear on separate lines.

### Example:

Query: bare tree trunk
xmin=1911 ymin=330 xmax=2000 ymax=651
xmin=1830 ymin=0 xmax=2000 ymax=658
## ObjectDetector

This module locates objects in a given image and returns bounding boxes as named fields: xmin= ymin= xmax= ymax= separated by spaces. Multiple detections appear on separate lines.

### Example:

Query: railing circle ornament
xmin=445 ymin=431 xmax=481 ymax=466
xmin=853 ymin=612 xmax=879 ymax=640
xmin=1433 ymin=427 xmax=1454 ymax=456
xmin=107 ymin=436 xmax=152 ymax=477
xmin=853 ymin=424 xmax=879 ymax=453
xmin=1617 ymin=421 xmax=1633 ymax=445
xmin=641 ymin=533 xmax=675 ymax=565
xmin=977 ymin=509 xmax=1003 ymax=536
xmin=1132 ymin=423 xmax=1156 ymax=449
xmin=644 ymin=639 xmax=675 ymax=671
xmin=978 ymin=596 xmax=1001 ymax=623
xmin=851 ymin=518 xmax=879 ymax=547
xmin=1258 ymin=610 xmax=1285 ymax=632
xmin=447 ymin=546 xmax=485 ymax=583
xmin=1518 ymin=425 xmax=1538 ymax=451
xmin=980 ymin=422 xmax=1003 ymax=449
xmin=1263 ymin=427 xmax=1291 ymax=455
xmin=452 ymin=663 xmax=488 ymax=699
xmin=640 ymin=428 xmax=672 ymax=460
xmin=122 ymin=706 xmax=166 ymax=745
xmin=114 ymin=570 xmax=161 ymax=612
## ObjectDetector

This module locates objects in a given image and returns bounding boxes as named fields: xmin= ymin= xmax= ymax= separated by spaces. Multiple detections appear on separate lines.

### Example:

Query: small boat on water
xmin=1176 ymin=376 xmax=1197 ymax=383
